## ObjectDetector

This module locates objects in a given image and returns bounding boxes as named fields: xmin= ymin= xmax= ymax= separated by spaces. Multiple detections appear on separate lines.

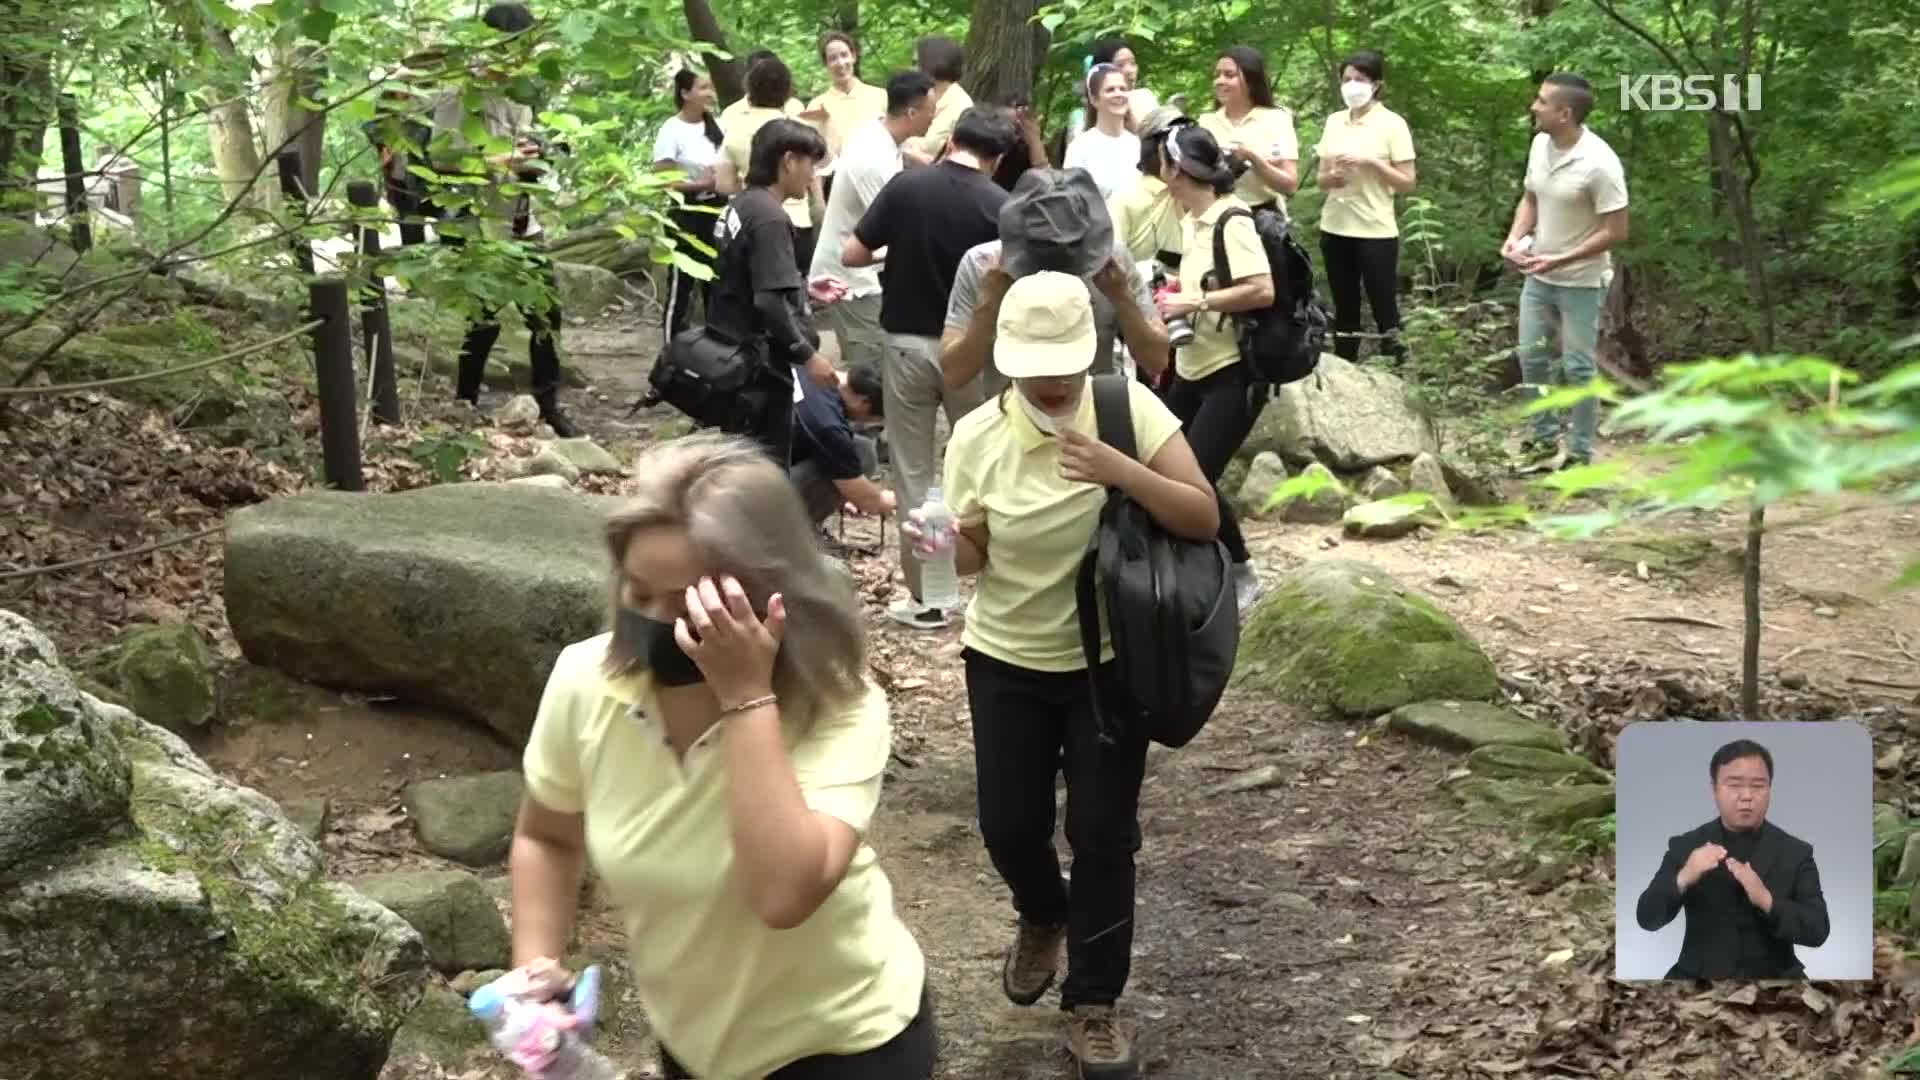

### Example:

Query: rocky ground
xmin=4 ymin=290 xmax=1920 ymax=1080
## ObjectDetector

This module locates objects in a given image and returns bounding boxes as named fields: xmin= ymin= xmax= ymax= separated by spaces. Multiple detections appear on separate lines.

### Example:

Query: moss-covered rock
xmin=0 ymin=609 xmax=429 ymax=1079
xmin=351 ymin=869 xmax=511 ymax=974
xmin=0 ymin=318 xmax=271 ymax=424
xmin=1233 ymin=561 xmax=1501 ymax=718
xmin=1449 ymin=777 xmax=1615 ymax=831
xmin=1389 ymin=701 xmax=1564 ymax=753
xmin=1274 ymin=462 xmax=1351 ymax=524
xmin=224 ymin=485 xmax=619 ymax=745
xmin=387 ymin=983 xmax=490 ymax=1065
xmin=107 ymin=622 xmax=217 ymax=733
xmin=553 ymin=260 xmax=627 ymax=317
xmin=1468 ymin=743 xmax=1608 ymax=783
xmin=405 ymin=771 xmax=525 ymax=867
xmin=1 ymin=611 xmax=133 ymax=876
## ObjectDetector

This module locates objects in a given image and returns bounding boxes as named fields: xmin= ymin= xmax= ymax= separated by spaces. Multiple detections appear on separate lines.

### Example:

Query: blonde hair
xmin=601 ymin=433 xmax=869 ymax=726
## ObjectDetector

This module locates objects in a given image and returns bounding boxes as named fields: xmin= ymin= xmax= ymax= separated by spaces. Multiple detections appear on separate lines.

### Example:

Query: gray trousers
xmin=791 ymin=435 xmax=879 ymax=524
xmin=882 ymin=332 xmax=991 ymax=603
xmin=830 ymin=293 xmax=887 ymax=372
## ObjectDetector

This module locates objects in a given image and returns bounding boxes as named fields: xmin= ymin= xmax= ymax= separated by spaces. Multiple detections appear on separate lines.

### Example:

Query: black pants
xmin=1165 ymin=362 xmax=1263 ymax=563
xmin=1319 ymin=232 xmax=1404 ymax=362
xmin=664 ymin=202 xmax=720 ymax=338
xmin=659 ymin=986 xmax=936 ymax=1079
xmin=385 ymin=175 xmax=431 ymax=247
xmin=964 ymin=648 xmax=1150 ymax=1009
xmin=440 ymin=220 xmax=564 ymax=410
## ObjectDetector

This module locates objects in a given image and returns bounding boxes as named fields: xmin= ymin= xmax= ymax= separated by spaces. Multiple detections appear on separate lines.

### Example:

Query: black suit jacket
xmin=1634 ymin=819 xmax=1830 ymax=979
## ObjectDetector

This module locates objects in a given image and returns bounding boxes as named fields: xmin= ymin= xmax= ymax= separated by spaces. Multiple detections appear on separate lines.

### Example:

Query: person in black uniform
xmin=1634 ymin=738 xmax=1831 ymax=979
xmin=705 ymin=118 xmax=843 ymax=466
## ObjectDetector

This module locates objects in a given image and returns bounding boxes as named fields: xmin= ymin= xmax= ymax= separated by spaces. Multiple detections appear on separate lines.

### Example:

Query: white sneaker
xmin=1233 ymin=563 xmax=1264 ymax=615
xmin=887 ymin=596 xmax=954 ymax=630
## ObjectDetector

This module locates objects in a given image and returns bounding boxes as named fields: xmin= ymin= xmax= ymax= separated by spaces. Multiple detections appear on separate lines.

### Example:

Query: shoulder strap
xmin=1091 ymin=374 xmax=1137 ymax=465
xmin=1210 ymin=206 xmax=1253 ymax=287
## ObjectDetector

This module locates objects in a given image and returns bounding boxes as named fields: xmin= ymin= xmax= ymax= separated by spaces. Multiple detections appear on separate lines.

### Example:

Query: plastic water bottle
xmin=469 ymin=967 xmax=622 ymax=1080
xmin=917 ymin=487 xmax=960 ymax=612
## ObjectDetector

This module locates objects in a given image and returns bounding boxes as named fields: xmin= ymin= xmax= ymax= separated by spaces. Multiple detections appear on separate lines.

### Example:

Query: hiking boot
xmin=542 ymin=408 xmax=581 ymax=439
xmin=886 ymin=596 xmax=953 ymax=631
xmin=1516 ymin=437 xmax=1558 ymax=464
xmin=1000 ymin=919 xmax=1065 ymax=1006
xmin=1067 ymin=1005 xmax=1138 ymax=1079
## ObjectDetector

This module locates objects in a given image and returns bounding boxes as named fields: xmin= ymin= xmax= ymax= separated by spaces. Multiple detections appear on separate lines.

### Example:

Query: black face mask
xmin=618 ymin=608 xmax=705 ymax=686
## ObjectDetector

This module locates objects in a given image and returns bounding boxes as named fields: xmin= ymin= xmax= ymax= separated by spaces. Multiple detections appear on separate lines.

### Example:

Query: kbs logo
xmin=1617 ymin=74 xmax=1763 ymax=112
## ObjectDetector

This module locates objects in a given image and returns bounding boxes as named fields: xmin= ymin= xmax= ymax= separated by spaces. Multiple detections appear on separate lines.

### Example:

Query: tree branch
xmin=1589 ymin=0 xmax=1694 ymax=79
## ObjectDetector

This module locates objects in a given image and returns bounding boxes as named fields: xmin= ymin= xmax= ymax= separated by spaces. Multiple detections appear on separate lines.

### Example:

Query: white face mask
xmin=1341 ymin=80 xmax=1375 ymax=109
xmin=1015 ymin=383 xmax=1081 ymax=436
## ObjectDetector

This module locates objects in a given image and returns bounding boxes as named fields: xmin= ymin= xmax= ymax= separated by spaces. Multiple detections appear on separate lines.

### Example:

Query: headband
xmin=1086 ymin=63 xmax=1122 ymax=99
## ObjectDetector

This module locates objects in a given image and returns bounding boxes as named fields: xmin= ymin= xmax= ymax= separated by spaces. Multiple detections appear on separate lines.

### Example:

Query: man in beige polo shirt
xmin=1499 ymin=72 xmax=1629 ymax=468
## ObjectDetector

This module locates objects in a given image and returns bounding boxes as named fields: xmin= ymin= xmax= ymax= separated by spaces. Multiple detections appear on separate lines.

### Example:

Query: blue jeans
xmin=1517 ymin=276 xmax=1605 ymax=455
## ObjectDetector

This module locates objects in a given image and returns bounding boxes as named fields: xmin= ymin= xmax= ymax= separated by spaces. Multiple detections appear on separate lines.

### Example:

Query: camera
xmin=1152 ymin=271 xmax=1196 ymax=349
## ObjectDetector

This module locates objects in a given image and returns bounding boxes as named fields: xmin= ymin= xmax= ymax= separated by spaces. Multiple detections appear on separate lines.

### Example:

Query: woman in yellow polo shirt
xmin=911 ymin=271 xmax=1218 ymax=1080
xmin=805 ymin=31 xmax=888 ymax=205
xmin=508 ymin=433 xmax=933 ymax=1079
xmin=1197 ymin=45 xmax=1298 ymax=215
xmin=1155 ymin=124 xmax=1276 ymax=614
xmin=1316 ymin=49 xmax=1417 ymax=362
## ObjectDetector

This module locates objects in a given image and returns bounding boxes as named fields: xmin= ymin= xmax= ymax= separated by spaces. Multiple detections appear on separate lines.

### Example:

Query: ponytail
xmin=701 ymin=113 xmax=724 ymax=149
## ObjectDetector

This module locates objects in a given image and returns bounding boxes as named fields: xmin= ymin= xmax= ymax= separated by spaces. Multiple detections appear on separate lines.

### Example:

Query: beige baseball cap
xmin=993 ymin=271 xmax=1097 ymax=380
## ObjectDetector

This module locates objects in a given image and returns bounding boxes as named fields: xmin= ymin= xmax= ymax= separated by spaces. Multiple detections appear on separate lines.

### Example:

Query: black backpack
xmin=1208 ymin=206 xmax=1329 ymax=386
xmin=1074 ymin=376 xmax=1239 ymax=748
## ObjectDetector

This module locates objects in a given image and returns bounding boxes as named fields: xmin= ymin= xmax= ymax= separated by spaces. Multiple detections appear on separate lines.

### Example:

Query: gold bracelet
xmin=719 ymin=693 xmax=778 ymax=717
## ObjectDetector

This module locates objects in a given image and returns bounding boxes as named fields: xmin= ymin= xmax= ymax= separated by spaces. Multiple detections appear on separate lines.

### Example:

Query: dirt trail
xmin=180 ymin=311 xmax=1920 ymax=1079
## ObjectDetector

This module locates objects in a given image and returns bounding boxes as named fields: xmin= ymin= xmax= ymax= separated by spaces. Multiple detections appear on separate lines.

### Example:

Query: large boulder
xmin=224 ymin=485 xmax=621 ymax=744
xmin=0 ymin=609 xmax=428 ymax=1080
xmin=553 ymin=261 xmax=627 ymax=317
xmin=1234 ymin=561 xmax=1502 ymax=718
xmin=1244 ymin=353 xmax=1439 ymax=470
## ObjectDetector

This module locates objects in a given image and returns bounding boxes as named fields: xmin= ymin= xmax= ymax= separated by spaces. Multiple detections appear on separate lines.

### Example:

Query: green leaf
xmin=1040 ymin=12 xmax=1066 ymax=32
xmin=672 ymin=251 xmax=716 ymax=281
xmin=299 ymin=8 xmax=339 ymax=41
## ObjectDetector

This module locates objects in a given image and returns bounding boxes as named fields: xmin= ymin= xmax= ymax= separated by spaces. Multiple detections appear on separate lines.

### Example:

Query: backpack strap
xmin=1209 ymin=207 xmax=1255 ymax=336
xmin=1091 ymin=373 xmax=1136 ymax=464
xmin=1077 ymin=375 xmax=1135 ymax=746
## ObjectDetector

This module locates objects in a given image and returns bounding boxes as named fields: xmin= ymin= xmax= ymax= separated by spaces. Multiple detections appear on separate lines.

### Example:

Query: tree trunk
xmin=683 ymin=0 xmax=745 ymax=107
xmin=203 ymin=24 xmax=265 ymax=208
xmin=0 ymin=9 xmax=54 ymax=210
xmin=264 ymin=40 xmax=325 ymax=197
xmin=961 ymin=0 xmax=1044 ymax=106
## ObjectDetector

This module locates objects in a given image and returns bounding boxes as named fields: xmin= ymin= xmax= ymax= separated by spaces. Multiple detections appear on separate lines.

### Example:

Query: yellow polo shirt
xmin=522 ymin=635 xmax=925 ymax=1079
xmin=722 ymin=103 xmax=812 ymax=228
xmin=1198 ymin=106 xmax=1298 ymax=212
xmin=1109 ymin=174 xmax=1184 ymax=265
xmin=906 ymin=82 xmax=974 ymax=160
xmin=1176 ymin=195 xmax=1270 ymax=381
xmin=1315 ymin=103 xmax=1415 ymax=239
xmin=943 ymin=381 xmax=1184 ymax=672
xmin=809 ymin=80 xmax=889 ymax=164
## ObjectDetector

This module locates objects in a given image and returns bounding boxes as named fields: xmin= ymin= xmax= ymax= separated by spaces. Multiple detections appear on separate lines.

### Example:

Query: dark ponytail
xmin=1167 ymin=124 xmax=1242 ymax=196
xmin=674 ymin=68 xmax=724 ymax=148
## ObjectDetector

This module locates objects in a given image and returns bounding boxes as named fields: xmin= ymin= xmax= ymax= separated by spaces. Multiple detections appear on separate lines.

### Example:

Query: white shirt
xmin=1064 ymin=126 xmax=1142 ymax=200
xmin=808 ymin=120 xmax=903 ymax=299
xmin=1523 ymin=128 xmax=1629 ymax=289
xmin=653 ymin=115 xmax=720 ymax=175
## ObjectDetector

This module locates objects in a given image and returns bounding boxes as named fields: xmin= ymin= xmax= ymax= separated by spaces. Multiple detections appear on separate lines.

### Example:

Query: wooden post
xmin=56 ymin=95 xmax=91 ymax=254
xmin=347 ymin=180 xmax=401 ymax=425
xmin=278 ymin=149 xmax=314 ymax=276
xmin=307 ymin=276 xmax=365 ymax=491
